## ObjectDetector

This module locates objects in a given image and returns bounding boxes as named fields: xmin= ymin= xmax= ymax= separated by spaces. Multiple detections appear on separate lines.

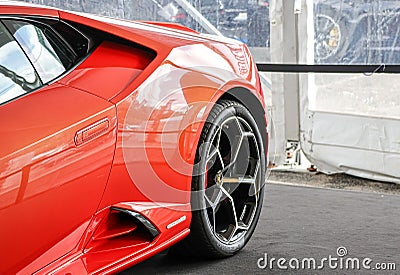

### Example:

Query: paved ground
xmin=269 ymin=170 xmax=400 ymax=195
xmin=121 ymin=172 xmax=400 ymax=274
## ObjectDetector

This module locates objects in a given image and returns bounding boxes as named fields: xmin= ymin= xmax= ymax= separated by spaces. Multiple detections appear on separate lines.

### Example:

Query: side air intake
xmin=85 ymin=207 xmax=160 ymax=255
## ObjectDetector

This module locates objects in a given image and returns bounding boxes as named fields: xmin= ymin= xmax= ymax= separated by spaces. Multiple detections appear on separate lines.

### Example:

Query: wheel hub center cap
xmin=215 ymin=171 xmax=223 ymax=186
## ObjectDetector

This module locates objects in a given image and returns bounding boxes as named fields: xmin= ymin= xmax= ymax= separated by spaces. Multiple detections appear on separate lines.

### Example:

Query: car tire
xmin=314 ymin=13 xmax=346 ymax=63
xmin=171 ymin=100 xmax=266 ymax=258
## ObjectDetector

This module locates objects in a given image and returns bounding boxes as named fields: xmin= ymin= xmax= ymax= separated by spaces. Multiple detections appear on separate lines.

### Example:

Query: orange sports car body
xmin=0 ymin=1 xmax=267 ymax=274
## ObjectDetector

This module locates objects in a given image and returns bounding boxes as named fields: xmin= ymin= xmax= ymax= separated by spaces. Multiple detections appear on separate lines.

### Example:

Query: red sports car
xmin=0 ymin=1 xmax=268 ymax=274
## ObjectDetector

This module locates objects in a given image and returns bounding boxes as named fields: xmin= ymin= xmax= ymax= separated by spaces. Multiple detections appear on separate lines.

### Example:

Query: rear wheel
xmin=172 ymin=100 xmax=266 ymax=258
xmin=314 ymin=14 xmax=343 ymax=62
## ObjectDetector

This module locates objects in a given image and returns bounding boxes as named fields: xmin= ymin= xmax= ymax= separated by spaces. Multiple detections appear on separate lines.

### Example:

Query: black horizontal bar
xmin=256 ymin=64 xmax=400 ymax=74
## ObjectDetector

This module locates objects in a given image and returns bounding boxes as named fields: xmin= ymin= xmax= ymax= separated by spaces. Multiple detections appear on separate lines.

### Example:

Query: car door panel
xmin=0 ymin=83 xmax=117 ymax=274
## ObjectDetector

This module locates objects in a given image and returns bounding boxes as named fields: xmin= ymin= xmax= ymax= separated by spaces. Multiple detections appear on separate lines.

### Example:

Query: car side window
xmin=0 ymin=22 xmax=41 ymax=105
xmin=3 ymin=20 xmax=75 ymax=84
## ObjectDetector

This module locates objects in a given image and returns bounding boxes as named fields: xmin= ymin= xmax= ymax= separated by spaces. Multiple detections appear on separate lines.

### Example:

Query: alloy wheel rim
xmin=203 ymin=115 xmax=261 ymax=245
xmin=315 ymin=14 xmax=341 ymax=61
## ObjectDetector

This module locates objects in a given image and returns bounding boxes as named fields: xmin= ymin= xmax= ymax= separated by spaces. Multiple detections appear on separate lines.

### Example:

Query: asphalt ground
xmin=121 ymin=171 xmax=400 ymax=274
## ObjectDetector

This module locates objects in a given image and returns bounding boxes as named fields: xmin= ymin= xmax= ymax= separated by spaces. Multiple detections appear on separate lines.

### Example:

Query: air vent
xmin=85 ymin=208 xmax=160 ymax=254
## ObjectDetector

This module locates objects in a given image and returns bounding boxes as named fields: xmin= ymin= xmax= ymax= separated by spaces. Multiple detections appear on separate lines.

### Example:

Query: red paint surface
xmin=0 ymin=2 xmax=266 ymax=274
